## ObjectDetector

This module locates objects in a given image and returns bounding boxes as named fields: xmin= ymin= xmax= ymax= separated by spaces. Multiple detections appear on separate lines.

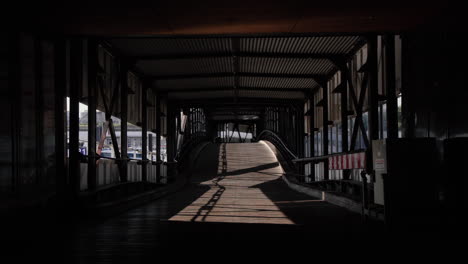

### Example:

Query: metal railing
xmin=292 ymin=149 xmax=366 ymax=164
xmin=175 ymin=132 xmax=208 ymax=171
xmin=256 ymin=130 xmax=299 ymax=173
xmin=256 ymin=130 xmax=373 ymax=217
xmin=77 ymin=155 xmax=168 ymax=191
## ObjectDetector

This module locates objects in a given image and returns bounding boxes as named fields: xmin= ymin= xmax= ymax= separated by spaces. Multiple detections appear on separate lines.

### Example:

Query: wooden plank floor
xmin=66 ymin=142 xmax=379 ymax=262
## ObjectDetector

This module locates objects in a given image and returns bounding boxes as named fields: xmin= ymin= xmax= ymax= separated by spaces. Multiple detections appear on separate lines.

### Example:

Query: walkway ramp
xmin=71 ymin=142 xmax=377 ymax=261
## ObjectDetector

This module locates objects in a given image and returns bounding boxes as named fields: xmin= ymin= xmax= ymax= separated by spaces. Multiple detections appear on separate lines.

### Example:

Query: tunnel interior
xmin=1 ymin=3 xmax=468 ymax=259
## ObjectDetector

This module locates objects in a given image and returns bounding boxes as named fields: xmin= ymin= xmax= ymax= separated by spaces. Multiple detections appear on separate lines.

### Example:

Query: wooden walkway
xmin=68 ymin=142 xmax=376 ymax=262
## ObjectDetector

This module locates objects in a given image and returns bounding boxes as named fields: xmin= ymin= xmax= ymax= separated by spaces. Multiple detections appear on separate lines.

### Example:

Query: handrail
xmin=256 ymin=130 xmax=298 ymax=160
xmin=292 ymin=149 xmax=366 ymax=164
xmin=175 ymin=132 xmax=208 ymax=163
xmin=80 ymin=154 xmax=162 ymax=164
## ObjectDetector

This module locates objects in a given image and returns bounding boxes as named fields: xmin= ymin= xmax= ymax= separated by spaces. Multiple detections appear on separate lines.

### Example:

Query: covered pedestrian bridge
xmin=1 ymin=2 xmax=467 ymax=260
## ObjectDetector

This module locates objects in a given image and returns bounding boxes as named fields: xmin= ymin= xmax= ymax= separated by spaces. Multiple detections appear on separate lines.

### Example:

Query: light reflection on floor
xmin=169 ymin=142 xmax=296 ymax=225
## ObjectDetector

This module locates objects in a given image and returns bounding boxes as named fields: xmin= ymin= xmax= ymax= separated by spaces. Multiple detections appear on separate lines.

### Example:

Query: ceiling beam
xmin=134 ymin=53 xmax=345 ymax=61
xmin=151 ymin=72 xmax=328 ymax=80
xmin=232 ymin=38 xmax=240 ymax=104
xmin=172 ymin=98 xmax=303 ymax=107
xmin=161 ymin=87 xmax=308 ymax=93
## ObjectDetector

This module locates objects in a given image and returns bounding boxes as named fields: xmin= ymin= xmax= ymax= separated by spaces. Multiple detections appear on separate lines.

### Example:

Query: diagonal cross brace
xmin=96 ymin=59 xmax=123 ymax=178
xmin=346 ymin=67 xmax=370 ymax=150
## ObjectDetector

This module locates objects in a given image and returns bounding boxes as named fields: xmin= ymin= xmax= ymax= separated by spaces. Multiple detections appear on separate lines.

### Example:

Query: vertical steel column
xmin=141 ymin=81 xmax=148 ymax=182
xmin=54 ymin=37 xmax=68 ymax=200
xmin=266 ymin=107 xmax=269 ymax=130
xmin=290 ymin=107 xmax=295 ymax=151
xmin=367 ymin=35 xmax=379 ymax=171
xmin=225 ymin=122 xmax=228 ymax=142
xmin=155 ymin=92 xmax=161 ymax=183
xmin=308 ymin=93 xmax=315 ymax=181
xmin=385 ymin=35 xmax=398 ymax=139
xmin=196 ymin=109 xmax=199 ymax=134
xmin=10 ymin=33 xmax=21 ymax=196
xmin=270 ymin=108 xmax=273 ymax=131
xmin=278 ymin=107 xmax=283 ymax=138
xmin=176 ymin=107 xmax=181 ymax=136
xmin=340 ymin=67 xmax=349 ymax=151
xmin=401 ymin=35 xmax=414 ymax=138
xmin=69 ymin=39 xmax=81 ymax=194
xmin=87 ymin=40 xmax=98 ymax=191
xmin=340 ymin=65 xmax=350 ymax=180
xmin=193 ymin=109 xmax=196 ymax=136
xmin=321 ymin=80 xmax=329 ymax=180
xmin=297 ymin=104 xmax=305 ymax=175
xmin=120 ymin=63 xmax=128 ymax=182
xmin=194 ymin=108 xmax=197 ymax=135
xmin=189 ymin=108 xmax=195 ymax=138
xmin=292 ymin=107 xmax=296 ymax=151
xmin=275 ymin=107 xmax=279 ymax=134
xmin=298 ymin=105 xmax=304 ymax=158
xmin=34 ymin=38 xmax=45 ymax=188
xmin=166 ymin=104 xmax=176 ymax=181
xmin=192 ymin=109 xmax=195 ymax=136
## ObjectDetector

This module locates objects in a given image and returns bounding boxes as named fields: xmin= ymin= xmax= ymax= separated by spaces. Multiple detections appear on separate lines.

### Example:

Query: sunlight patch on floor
xmin=169 ymin=188 xmax=295 ymax=225
xmin=169 ymin=143 xmax=295 ymax=225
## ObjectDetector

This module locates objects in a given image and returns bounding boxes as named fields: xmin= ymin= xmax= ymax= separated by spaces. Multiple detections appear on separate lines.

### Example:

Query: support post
xmin=156 ymin=92 xmax=161 ymax=183
xmin=339 ymin=63 xmax=350 ymax=180
xmin=367 ymin=35 xmax=379 ymax=172
xmin=297 ymin=104 xmax=305 ymax=175
xmin=34 ymin=38 xmax=45 ymax=188
xmin=54 ymin=37 xmax=68 ymax=202
xmin=69 ymin=39 xmax=81 ymax=194
xmin=10 ymin=33 xmax=21 ymax=196
xmin=87 ymin=40 xmax=98 ymax=191
xmin=308 ymin=93 xmax=315 ymax=181
xmin=141 ymin=80 xmax=148 ymax=182
xmin=120 ymin=63 xmax=128 ymax=182
xmin=401 ymin=34 xmax=414 ymax=138
xmin=385 ymin=35 xmax=398 ymax=139
xmin=166 ymin=104 xmax=176 ymax=181
xmin=321 ymin=80 xmax=329 ymax=180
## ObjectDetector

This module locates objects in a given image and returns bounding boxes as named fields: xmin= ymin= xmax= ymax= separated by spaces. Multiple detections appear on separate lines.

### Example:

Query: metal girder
xmin=141 ymin=79 xmax=149 ymax=182
xmin=347 ymin=63 xmax=370 ymax=151
xmin=208 ymin=109 xmax=263 ymax=113
xmin=322 ymin=81 xmax=329 ymax=180
xmin=95 ymin=47 xmax=123 ymax=181
xmin=384 ymin=34 xmax=398 ymax=139
xmin=69 ymin=39 xmax=81 ymax=195
xmin=307 ymin=94 xmax=315 ymax=181
xmin=208 ymin=110 xmax=262 ymax=114
xmin=173 ymin=98 xmax=303 ymax=107
xmin=155 ymin=92 xmax=161 ymax=183
xmin=151 ymin=72 xmax=328 ymax=80
xmin=232 ymin=38 xmax=240 ymax=103
xmin=54 ymin=37 xmax=68 ymax=201
xmin=366 ymin=35 xmax=379 ymax=172
xmin=164 ymin=87 xmax=308 ymax=93
xmin=133 ymin=53 xmax=346 ymax=61
xmin=88 ymin=40 xmax=98 ymax=191
xmin=120 ymin=63 xmax=129 ymax=182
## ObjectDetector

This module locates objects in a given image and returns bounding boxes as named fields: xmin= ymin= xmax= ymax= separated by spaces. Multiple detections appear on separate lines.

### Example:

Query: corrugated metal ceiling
xmin=154 ymin=76 xmax=234 ymax=90
xmin=239 ymin=57 xmax=334 ymax=75
xmin=239 ymin=76 xmax=318 ymax=89
xmin=108 ymin=38 xmax=232 ymax=56
xmin=238 ymin=90 xmax=304 ymax=100
xmin=239 ymin=36 xmax=361 ymax=54
xmin=168 ymin=90 xmax=234 ymax=100
xmin=138 ymin=57 xmax=234 ymax=76
xmin=108 ymin=35 xmax=364 ymax=101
